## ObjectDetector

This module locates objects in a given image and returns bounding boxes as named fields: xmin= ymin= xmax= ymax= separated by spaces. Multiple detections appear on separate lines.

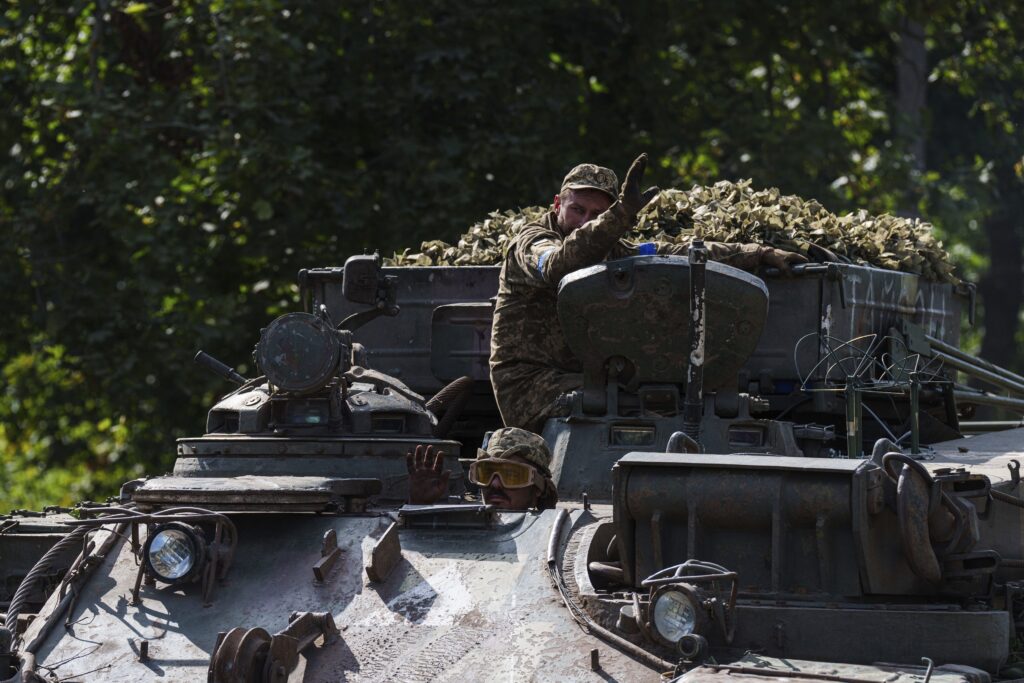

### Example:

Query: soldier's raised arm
xmin=514 ymin=154 xmax=659 ymax=285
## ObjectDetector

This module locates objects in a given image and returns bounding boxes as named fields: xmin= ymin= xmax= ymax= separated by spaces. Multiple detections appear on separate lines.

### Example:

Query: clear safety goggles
xmin=468 ymin=459 xmax=542 ymax=489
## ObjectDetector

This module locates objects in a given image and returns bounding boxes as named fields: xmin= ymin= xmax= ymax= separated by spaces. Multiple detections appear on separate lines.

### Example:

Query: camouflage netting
xmin=386 ymin=180 xmax=959 ymax=283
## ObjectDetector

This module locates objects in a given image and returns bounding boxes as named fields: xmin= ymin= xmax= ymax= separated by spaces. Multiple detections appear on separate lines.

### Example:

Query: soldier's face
xmin=481 ymin=455 xmax=541 ymax=510
xmin=553 ymin=188 xmax=613 ymax=236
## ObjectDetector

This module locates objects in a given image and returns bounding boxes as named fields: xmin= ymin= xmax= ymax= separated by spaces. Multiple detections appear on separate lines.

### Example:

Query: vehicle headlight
xmin=144 ymin=523 xmax=207 ymax=583
xmin=652 ymin=589 xmax=696 ymax=641
xmin=641 ymin=561 xmax=738 ymax=655
xmin=650 ymin=584 xmax=705 ymax=646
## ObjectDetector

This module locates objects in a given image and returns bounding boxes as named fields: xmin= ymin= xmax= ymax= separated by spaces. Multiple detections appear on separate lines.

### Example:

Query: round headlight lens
xmin=652 ymin=589 xmax=697 ymax=643
xmin=147 ymin=527 xmax=199 ymax=581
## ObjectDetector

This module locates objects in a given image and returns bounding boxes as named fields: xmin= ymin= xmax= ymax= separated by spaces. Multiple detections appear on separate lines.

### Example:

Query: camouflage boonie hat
xmin=560 ymin=163 xmax=618 ymax=201
xmin=478 ymin=427 xmax=552 ymax=477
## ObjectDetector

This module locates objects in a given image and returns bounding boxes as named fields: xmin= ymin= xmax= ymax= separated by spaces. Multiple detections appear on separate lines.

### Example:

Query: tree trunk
xmin=896 ymin=15 xmax=927 ymax=170
xmin=896 ymin=12 xmax=927 ymax=217
xmin=978 ymin=184 xmax=1023 ymax=372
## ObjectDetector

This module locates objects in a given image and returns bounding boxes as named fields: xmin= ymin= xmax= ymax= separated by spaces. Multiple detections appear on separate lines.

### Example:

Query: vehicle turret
xmin=141 ymin=253 xmax=467 ymax=508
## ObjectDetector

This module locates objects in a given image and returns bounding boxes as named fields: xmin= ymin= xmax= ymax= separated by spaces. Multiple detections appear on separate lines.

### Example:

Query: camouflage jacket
xmin=488 ymin=209 xmax=765 ymax=428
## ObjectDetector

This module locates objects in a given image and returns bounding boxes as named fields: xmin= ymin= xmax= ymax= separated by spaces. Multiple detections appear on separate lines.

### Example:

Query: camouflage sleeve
xmin=654 ymin=240 xmax=766 ymax=271
xmin=515 ymin=210 xmax=632 ymax=285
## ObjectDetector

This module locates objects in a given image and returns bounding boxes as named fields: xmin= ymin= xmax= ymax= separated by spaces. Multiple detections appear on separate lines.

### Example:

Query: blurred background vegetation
xmin=1 ymin=0 xmax=1021 ymax=510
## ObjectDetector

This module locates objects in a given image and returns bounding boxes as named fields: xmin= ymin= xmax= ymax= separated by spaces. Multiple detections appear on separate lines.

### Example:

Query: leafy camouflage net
xmin=386 ymin=180 xmax=958 ymax=283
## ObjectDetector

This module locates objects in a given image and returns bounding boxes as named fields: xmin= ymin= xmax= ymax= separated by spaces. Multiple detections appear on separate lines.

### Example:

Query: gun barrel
xmin=194 ymin=350 xmax=247 ymax=385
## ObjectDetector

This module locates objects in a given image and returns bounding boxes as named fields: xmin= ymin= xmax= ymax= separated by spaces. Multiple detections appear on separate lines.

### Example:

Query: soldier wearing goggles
xmin=407 ymin=427 xmax=557 ymax=510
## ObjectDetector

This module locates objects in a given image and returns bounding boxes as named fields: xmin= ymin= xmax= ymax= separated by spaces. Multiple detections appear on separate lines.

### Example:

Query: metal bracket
xmin=208 ymin=611 xmax=338 ymax=683
xmin=827 ymin=263 xmax=847 ymax=309
xmin=922 ymin=656 xmax=934 ymax=683
xmin=845 ymin=376 xmax=863 ymax=458
xmin=365 ymin=522 xmax=402 ymax=583
xmin=313 ymin=529 xmax=343 ymax=582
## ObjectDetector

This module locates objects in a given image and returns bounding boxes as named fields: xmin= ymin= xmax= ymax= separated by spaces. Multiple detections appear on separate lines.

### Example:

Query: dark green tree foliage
xmin=0 ymin=1 xmax=1020 ymax=509
xmin=922 ymin=2 xmax=1024 ymax=371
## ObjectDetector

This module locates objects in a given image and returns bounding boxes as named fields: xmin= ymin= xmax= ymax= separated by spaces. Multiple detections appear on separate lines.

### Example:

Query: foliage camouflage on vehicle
xmin=386 ymin=179 xmax=959 ymax=283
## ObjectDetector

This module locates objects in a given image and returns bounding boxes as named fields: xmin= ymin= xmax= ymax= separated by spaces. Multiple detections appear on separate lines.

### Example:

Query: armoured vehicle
xmin=2 ymin=247 xmax=1024 ymax=682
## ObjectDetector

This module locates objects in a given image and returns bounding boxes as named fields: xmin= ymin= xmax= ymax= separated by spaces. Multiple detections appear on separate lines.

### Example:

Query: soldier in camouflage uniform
xmin=489 ymin=153 xmax=807 ymax=433
xmin=407 ymin=427 xmax=557 ymax=510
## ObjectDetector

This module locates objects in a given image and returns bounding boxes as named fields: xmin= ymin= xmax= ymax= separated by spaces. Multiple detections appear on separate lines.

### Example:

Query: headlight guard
xmin=642 ymin=559 xmax=738 ymax=652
